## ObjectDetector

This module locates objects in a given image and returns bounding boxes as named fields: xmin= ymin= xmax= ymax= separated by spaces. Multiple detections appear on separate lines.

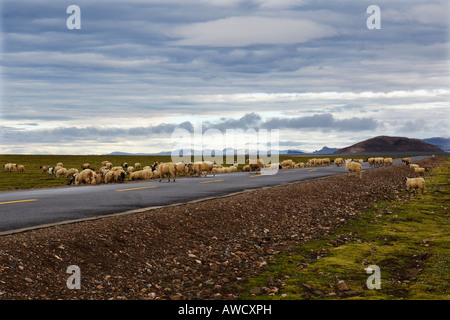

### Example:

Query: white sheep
xmin=66 ymin=168 xmax=79 ymax=177
xmin=406 ymin=177 xmax=425 ymax=193
xmin=130 ymin=169 xmax=153 ymax=181
xmin=402 ymin=158 xmax=411 ymax=165
xmin=247 ymin=158 xmax=264 ymax=172
xmin=155 ymin=162 xmax=177 ymax=182
xmin=414 ymin=167 xmax=425 ymax=175
xmin=334 ymin=158 xmax=344 ymax=167
xmin=55 ymin=168 xmax=68 ymax=178
xmin=40 ymin=165 xmax=50 ymax=174
xmin=104 ymin=171 xmax=115 ymax=184
xmin=383 ymin=158 xmax=393 ymax=166
xmin=75 ymin=169 xmax=97 ymax=185
xmin=346 ymin=161 xmax=362 ymax=178
xmin=175 ymin=162 xmax=187 ymax=176
xmin=81 ymin=163 xmax=91 ymax=170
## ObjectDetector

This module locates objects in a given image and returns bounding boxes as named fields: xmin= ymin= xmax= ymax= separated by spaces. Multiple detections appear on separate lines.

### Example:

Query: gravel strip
xmin=0 ymin=157 xmax=442 ymax=300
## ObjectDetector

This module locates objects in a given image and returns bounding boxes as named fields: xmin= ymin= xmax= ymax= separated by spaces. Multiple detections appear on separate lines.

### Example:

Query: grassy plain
xmin=241 ymin=157 xmax=449 ymax=299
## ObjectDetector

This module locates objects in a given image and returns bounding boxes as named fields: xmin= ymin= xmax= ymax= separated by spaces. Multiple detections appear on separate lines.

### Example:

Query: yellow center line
xmin=116 ymin=186 xmax=158 ymax=192
xmin=199 ymin=180 xmax=224 ymax=184
xmin=0 ymin=199 xmax=38 ymax=205
xmin=249 ymin=174 xmax=265 ymax=177
xmin=308 ymin=169 xmax=318 ymax=172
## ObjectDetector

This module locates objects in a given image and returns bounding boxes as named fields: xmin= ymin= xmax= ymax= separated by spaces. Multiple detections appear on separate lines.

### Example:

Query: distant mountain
xmin=313 ymin=146 xmax=339 ymax=154
xmin=107 ymin=151 xmax=152 ymax=155
xmin=334 ymin=136 xmax=445 ymax=154
xmin=108 ymin=148 xmax=306 ymax=156
xmin=420 ymin=137 xmax=450 ymax=152
xmin=285 ymin=149 xmax=305 ymax=154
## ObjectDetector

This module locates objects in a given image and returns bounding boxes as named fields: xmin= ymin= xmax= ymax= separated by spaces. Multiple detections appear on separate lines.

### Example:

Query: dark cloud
xmin=0 ymin=112 xmax=380 ymax=146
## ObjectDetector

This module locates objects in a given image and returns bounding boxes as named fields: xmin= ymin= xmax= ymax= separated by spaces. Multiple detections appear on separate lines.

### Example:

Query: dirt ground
xmin=0 ymin=157 xmax=442 ymax=300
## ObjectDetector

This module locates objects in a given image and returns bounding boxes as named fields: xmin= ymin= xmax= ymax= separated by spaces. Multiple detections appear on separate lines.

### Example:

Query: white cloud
xmin=169 ymin=16 xmax=337 ymax=46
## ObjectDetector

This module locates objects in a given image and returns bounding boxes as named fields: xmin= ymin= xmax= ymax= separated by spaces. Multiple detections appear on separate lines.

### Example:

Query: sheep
xmin=75 ymin=169 xmax=97 ymax=185
xmin=105 ymin=162 xmax=113 ymax=169
xmin=374 ymin=157 xmax=384 ymax=166
xmin=54 ymin=165 xmax=63 ymax=174
xmin=5 ymin=163 xmax=18 ymax=171
xmin=56 ymin=162 xmax=64 ymax=167
xmin=294 ymin=162 xmax=305 ymax=169
xmin=187 ymin=161 xmax=214 ymax=177
xmin=402 ymin=158 xmax=411 ymax=166
xmin=406 ymin=177 xmax=425 ymax=193
xmin=121 ymin=162 xmax=128 ymax=169
xmin=126 ymin=166 xmax=135 ymax=174
xmin=368 ymin=158 xmax=375 ymax=167
xmin=47 ymin=167 xmax=55 ymax=175
xmin=242 ymin=165 xmax=250 ymax=172
xmin=410 ymin=164 xmax=419 ymax=169
xmin=247 ymin=158 xmax=264 ymax=172
xmin=104 ymin=171 xmax=115 ymax=184
xmin=346 ymin=161 xmax=362 ymax=178
xmin=414 ymin=167 xmax=425 ymax=176
xmin=55 ymin=168 xmax=68 ymax=178
xmin=334 ymin=158 xmax=344 ymax=167
xmin=321 ymin=158 xmax=331 ymax=166
xmin=40 ymin=165 xmax=50 ymax=174
xmin=17 ymin=165 xmax=25 ymax=173
xmin=135 ymin=163 xmax=142 ymax=169
xmin=203 ymin=161 xmax=215 ymax=176
xmin=175 ymin=162 xmax=187 ymax=176
xmin=129 ymin=171 xmax=142 ymax=181
xmin=66 ymin=168 xmax=79 ymax=177
xmin=152 ymin=170 xmax=160 ymax=179
xmin=98 ymin=166 xmax=109 ymax=174
xmin=113 ymin=169 xmax=126 ymax=183
xmin=81 ymin=163 xmax=91 ymax=170
xmin=383 ymin=158 xmax=393 ymax=166
xmin=130 ymin=169 xmax=153 ymax=181
xmin=281 ymin=159 xmax=295 ymax=169
xmin=101 ymin=160 xmax=109 ymax=166
xmin=156 ymin=162 xmax=177 ymax=182
xmin=212 ymin=167 xmax=222 ymax=175
xmin=94 ymin=171 xmax=104 ymax=184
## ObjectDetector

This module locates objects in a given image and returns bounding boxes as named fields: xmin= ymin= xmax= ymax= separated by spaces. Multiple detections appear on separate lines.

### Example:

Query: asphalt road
xmin=0 ymin=156 xmax=429 ymax=234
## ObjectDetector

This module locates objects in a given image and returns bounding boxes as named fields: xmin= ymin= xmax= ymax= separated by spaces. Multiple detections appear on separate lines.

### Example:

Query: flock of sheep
xmin=3 ymin=163 xmax=26 ymax=173
xmin=35 ymin=160 xmax=226 ymax=185
xmin=3 ymin=156 xmax=429 ymax=193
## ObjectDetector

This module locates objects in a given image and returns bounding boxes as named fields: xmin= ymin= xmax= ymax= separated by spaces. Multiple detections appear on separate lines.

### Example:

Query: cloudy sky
xmin=1 ymin=0 xmax=449 ymax=154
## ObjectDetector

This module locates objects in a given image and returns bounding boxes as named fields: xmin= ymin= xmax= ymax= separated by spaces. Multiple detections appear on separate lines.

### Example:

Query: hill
xmin=313 ymin=146 xmax=339 ymax=154
xmin=334 ymin=136 xmax=445 ymax=154
xmin=420 ymin=137 xmax=450 ymax=152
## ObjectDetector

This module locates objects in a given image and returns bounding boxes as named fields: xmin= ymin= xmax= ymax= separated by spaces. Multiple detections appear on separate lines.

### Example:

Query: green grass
xmin=240 ymin=157 xmax=450 ymax=300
